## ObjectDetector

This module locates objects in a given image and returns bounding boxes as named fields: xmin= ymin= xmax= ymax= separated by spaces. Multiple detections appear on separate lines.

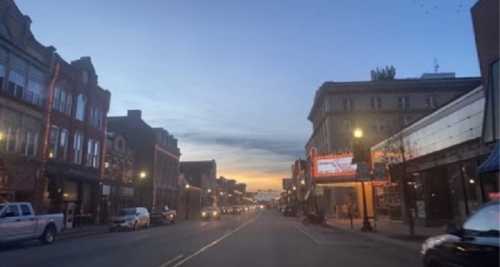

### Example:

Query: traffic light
xmin=352 ymin=138 xmax=370 ymax=164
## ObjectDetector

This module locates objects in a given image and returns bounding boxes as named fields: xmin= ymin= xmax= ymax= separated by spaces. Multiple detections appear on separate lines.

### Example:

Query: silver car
xmin=110 ymin=207 xmax=150 ymax=231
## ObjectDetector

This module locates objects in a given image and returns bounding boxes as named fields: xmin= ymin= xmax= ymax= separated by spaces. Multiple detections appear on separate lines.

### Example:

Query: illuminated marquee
xmin=312 ymin=153 xmax=357 ymax=178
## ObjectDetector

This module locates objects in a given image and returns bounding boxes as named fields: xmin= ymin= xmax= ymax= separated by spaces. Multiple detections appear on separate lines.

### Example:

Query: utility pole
xmin=398 ymin=133 xmax=415 ymax=236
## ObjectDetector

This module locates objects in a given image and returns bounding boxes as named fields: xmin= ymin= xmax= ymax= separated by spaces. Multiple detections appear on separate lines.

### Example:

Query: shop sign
xmin=102 ymin=185 xmax=111 ymax=196
xmin=315 ymin=154 xmax=357 ymax=177
xmin=416 ymin=200 xmax=426 ymax=219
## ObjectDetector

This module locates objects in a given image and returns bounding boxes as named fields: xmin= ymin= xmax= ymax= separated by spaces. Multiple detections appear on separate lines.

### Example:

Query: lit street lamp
xmin=185 ymin=184 xmax=191 ymax=189
xmin=300 ymin=179 xmax=305 ymax=185
xmin=207 ymin=188 xmax=212 ymax=193
xmin=139 ymin=171 xmax=147 ymax=179
xmin=353 ymin=128 xmax=373 ymax=232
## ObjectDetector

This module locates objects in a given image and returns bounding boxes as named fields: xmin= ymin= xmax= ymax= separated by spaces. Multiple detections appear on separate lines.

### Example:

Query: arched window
xmin=75 ymin=94 xmax=86 ymax=121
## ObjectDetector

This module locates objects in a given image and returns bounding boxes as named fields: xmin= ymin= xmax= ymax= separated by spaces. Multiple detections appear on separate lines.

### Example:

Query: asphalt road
xmin=1 ymin=210 xmax=421 ymax=267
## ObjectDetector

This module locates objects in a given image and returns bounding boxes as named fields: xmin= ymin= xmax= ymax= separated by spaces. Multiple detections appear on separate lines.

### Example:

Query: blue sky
xmin=18 ymin=0 xmax=480 ymax=190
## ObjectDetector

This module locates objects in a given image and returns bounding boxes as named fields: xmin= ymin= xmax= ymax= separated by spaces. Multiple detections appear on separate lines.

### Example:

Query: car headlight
xmin=212 ymin=211 xmax=218 ymax=216
xmin=421 ymin=234 xmax=460 ymax=255
xmin=201 ymin=212 xmax=207 ymax=217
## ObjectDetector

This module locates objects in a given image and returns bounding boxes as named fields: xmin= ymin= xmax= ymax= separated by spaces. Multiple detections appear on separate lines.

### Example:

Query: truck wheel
xmin=40 ymin=225 xmax=56 ymax=244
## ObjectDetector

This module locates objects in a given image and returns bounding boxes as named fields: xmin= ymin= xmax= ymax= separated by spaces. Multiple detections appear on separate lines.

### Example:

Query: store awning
xmin=479 ymin=143 xmax=500 ymax=174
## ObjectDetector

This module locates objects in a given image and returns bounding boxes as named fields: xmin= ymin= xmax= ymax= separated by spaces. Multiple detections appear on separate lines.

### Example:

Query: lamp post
xmin=353 ymin=128 xmax=373 ymax=232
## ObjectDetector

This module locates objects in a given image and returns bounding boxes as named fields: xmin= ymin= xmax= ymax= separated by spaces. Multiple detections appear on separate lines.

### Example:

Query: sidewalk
xmin=58 ymin=225 xmax=109 ymax=241
xmin=324 ymin=217 xmax=445 ymax=250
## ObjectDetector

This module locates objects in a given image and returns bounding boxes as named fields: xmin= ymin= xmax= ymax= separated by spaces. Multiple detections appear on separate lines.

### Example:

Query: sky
xmin=17 ymin=0 xmax=480 ymax=190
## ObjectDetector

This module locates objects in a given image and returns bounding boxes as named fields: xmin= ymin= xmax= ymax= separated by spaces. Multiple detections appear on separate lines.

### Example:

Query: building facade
xmin=108 ymin=110 xmax=181 ymax=211
xmin=473 ymin=0 xmax=499 ymax=145
xmin=371 ymin=85 xmax=496 ymax=225
xmin=102 ymin=131 xmax=136 ymax=220
xmin=43 ymin=55 xmax=110 ymax=226
xmin=179 ymin=160 xmax=216 ymax=206
xmin=306 ymin=76 xmax=482 ymax=155
xmin=0 ymin=1 xmax=55 ymax=209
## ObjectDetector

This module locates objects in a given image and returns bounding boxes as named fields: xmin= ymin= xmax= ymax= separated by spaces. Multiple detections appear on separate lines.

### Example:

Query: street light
xmin=353 ymin=128 xmax=363 ymax=139
xmin=292 ymin=186 xmax=297 ymax=191
xmin=139 ymin=171 xmax=147 ymax=179
xmin=219 ymin=192 xmax=224 ymax=196
xmin=300 ymin=179 xmax=305 ymax=185
xmin=185 ymin=184 xmax=191 ymax=189
xmin=352 ymin=127 xmax=373 ymax=232
xmin=207 ymin=189 xmax=212 ymax=193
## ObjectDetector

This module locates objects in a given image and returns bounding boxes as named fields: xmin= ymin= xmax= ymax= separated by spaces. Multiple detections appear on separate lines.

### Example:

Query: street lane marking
xmin=159 ymin=254 xmax=184 ymax=267
xmin=295 ymin=225 xmax=322 ymax=245
xmin=172 ymin=215 xmax=258 ymax=267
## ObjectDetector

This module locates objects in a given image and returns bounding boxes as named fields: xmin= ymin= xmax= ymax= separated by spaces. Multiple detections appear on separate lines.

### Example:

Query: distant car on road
xmin=201 ymin=207 xmax=221 ymax=220
xmin=110 ymin=207 xmax=150 ymax=231
xmin=0 ymin=202 xmax=64 ymax=245
xmin=150 ymin=206 xmax=176 ymax=225
xmin=230 ymin=206 xmax=242 ymax=215
xmin=421 ymin=201 xmax=499 ymax=267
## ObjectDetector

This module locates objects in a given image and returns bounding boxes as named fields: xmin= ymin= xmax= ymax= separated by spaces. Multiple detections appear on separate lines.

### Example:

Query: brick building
xmin=102 ymin=131 xmax=136 ymax=220
xmin=0 ymin=0 xmax=55 ymax=208
xmin=43 ymin=55 xmax=110 ymax=226
xmin=108 ymin=110 xmax=181 ymax=211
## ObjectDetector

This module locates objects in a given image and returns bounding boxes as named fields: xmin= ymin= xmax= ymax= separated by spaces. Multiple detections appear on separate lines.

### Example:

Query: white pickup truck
xmin=0 ymin=202 xmax=64 ymax=244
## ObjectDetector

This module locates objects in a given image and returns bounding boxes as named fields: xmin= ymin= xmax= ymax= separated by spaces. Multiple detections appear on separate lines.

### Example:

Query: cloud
xmin=179 ymin=132 xmax=305 ymax=159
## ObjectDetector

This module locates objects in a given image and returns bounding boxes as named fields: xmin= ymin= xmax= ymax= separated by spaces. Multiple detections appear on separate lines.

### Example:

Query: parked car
xmin=0 ymin=202 xmax=64 ymax=245
xmin=421 ymin=201 xmax=499 ymax=267
xmin=110 ymin=207 xmax=150 ymax=231
xmin=201 ymin=207 xmax=221 ymax=220
xmin=230 ymin=206 xmax=242 ymax=215
xmin=150 ymin=206 xmax=176 ymax=225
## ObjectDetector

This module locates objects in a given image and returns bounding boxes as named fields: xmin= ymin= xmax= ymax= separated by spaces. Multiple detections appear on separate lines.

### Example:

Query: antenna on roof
xmin=433 ymin=58 xmax=440 ymax=73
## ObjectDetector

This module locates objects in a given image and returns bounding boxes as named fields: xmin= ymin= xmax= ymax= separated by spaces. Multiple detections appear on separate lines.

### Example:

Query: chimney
xmin=127 ymin=110 xmax=142 ymax=120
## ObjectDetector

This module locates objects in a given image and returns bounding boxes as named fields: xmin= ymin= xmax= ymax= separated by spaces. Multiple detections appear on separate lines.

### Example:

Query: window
xmin=26 ymin=67 xmax=46 ymax=106
xmin=20 ymin=204 xmax=32 ymax=216
xmin=59 ymin=128 xmax=69 ymax=160
xmin=5 ymin=127 xmax=18 ymax=153
xmin=75 ymin=94 xmax=87 ymax=121
xmin=5 ymin=205 xmax=20 ymax=217
xmin=53 ymin=87 xmax=73 ymax=115
xmin=342 ymin=98 xmax=353 ymax=111
xmin=425 ymin=95 xmax=437 ymax=109
xmin=343 ymin=119 xmax=352 ymax=131
xmin=398 ymin=96 xmax=410 ymax=110
xmin=0 ymin=48 xmax=6 ymax=89
xmin=86 ymin=139 xmax=100 ymax=168
xmin=93 ymin=141 xmax=100 ymax=168
xmin=73 ymin=131 xmax=83 ymax=164
xmin=463 ymin=203 xmax=500 ymax=235
xmin=24 ymin=131 xmax=39 ymax=157
xmin=7 ymin=54 xmax=27 ymax=99
xmin=48 ymin=126 xmax=59 ymax=158
xmin=90 ymin=106 xmax=103 ymax=129
xmin=371 ymin=97 xmax=382 ymax=110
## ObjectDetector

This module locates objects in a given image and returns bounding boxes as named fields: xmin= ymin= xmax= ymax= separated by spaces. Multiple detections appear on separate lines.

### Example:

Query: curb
xmin=58 ymin=228 xmax=109 ymax=241
xmin=321 ymin=222 xmax=422 ymax=251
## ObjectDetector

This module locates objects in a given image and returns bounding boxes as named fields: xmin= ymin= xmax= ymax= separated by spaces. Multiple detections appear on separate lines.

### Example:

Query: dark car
xmin=230 ymin=206 xmax=242 ymax=215
xmin=421 ymin=201 xmax=499 ymax=267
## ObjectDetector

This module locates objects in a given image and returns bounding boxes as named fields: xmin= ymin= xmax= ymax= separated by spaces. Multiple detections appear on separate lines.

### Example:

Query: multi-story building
xmin=103 ymin=130 xmax=135 ymax=219
xmin=44 ymin=55 xmax=110 ymax=226
xmin=179 ymin=160 xmax=216 ymax=206
xmin=306 ymin=76 xmax=482 ymax=155
xmin=306 ymin=75 xmax=482 ymax=220
xmin=0 ymin=1 xmax=55 ymax=208
xmin=108 ymin=110 xmax=181 ymax=210
xmin=152 ymin=127 xmax=181 ymax=209
xmin=473 ymin=0 xmax=499 ymax=145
